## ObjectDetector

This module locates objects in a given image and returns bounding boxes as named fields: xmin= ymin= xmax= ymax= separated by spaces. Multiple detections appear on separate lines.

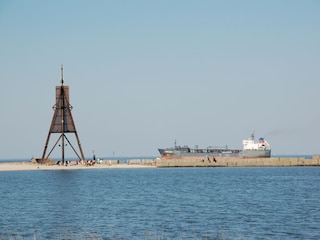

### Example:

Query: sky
xmin=0 ymin=0 xmax=320 ymax=159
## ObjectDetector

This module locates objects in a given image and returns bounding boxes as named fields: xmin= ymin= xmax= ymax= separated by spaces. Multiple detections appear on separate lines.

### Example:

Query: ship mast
xmin=250 ymin=131 xmax=255 ymax=141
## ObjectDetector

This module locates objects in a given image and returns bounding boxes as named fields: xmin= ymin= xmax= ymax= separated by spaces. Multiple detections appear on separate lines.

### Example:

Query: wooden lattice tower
xmin=41 ymin=65 xmax=85 ymax=164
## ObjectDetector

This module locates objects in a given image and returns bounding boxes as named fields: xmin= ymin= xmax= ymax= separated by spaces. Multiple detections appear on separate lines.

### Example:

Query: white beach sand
xmin=0 ymin=161 xmax=156 ymax=172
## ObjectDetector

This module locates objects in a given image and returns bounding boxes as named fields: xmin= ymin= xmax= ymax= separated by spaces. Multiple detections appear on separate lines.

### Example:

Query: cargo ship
xmin=158 ymin=134 xmax=271 ymax=158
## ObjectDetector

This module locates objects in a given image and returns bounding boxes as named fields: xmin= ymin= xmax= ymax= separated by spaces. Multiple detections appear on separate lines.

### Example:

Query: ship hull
xmin=158 ymin=149 xmax=271 ymax=158
xmin=240 ymin=149 xmax=271 ymax=158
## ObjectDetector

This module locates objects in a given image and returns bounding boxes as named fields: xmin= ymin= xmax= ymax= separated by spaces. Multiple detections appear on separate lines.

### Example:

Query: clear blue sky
xmin=1 ymin=0 xmax=320 ymax=159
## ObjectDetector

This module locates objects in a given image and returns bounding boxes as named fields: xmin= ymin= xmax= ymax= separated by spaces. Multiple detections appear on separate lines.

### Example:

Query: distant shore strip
xmin=0 ymin=156 xmax=320 ymax=171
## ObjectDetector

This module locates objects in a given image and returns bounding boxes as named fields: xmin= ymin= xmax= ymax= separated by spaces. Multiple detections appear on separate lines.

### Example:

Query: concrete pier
xmin=154 ymin=155 xmax=320 ymax=167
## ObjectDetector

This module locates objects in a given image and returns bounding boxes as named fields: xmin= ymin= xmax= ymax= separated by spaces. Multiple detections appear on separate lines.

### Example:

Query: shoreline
xmin=0 ymin=161 xmax=156 ymax=172
xmin=1 ymin=155 xmax=320 ymax=172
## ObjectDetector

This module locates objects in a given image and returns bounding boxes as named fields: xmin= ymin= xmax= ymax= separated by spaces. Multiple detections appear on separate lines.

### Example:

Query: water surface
xmin=0 ymin=167 xmax=319 ymax=239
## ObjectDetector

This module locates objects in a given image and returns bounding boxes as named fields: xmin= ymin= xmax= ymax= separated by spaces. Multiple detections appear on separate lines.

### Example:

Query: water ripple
xmin=0 ymin=167 xmax=319 ymax=239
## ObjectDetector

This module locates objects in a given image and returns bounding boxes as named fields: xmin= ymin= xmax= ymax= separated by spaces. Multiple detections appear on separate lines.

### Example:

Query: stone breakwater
xmin=153 ymin=156 xmax=320 ymax=167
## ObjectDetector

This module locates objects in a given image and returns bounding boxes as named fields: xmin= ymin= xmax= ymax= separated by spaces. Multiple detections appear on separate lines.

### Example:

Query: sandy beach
xmin=0 ymin=161 xmax=156 ymax=172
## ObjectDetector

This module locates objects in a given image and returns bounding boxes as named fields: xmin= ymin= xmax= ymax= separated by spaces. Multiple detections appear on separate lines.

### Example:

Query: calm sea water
xmin=0 ymin=167 xmax=319 ymax=239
